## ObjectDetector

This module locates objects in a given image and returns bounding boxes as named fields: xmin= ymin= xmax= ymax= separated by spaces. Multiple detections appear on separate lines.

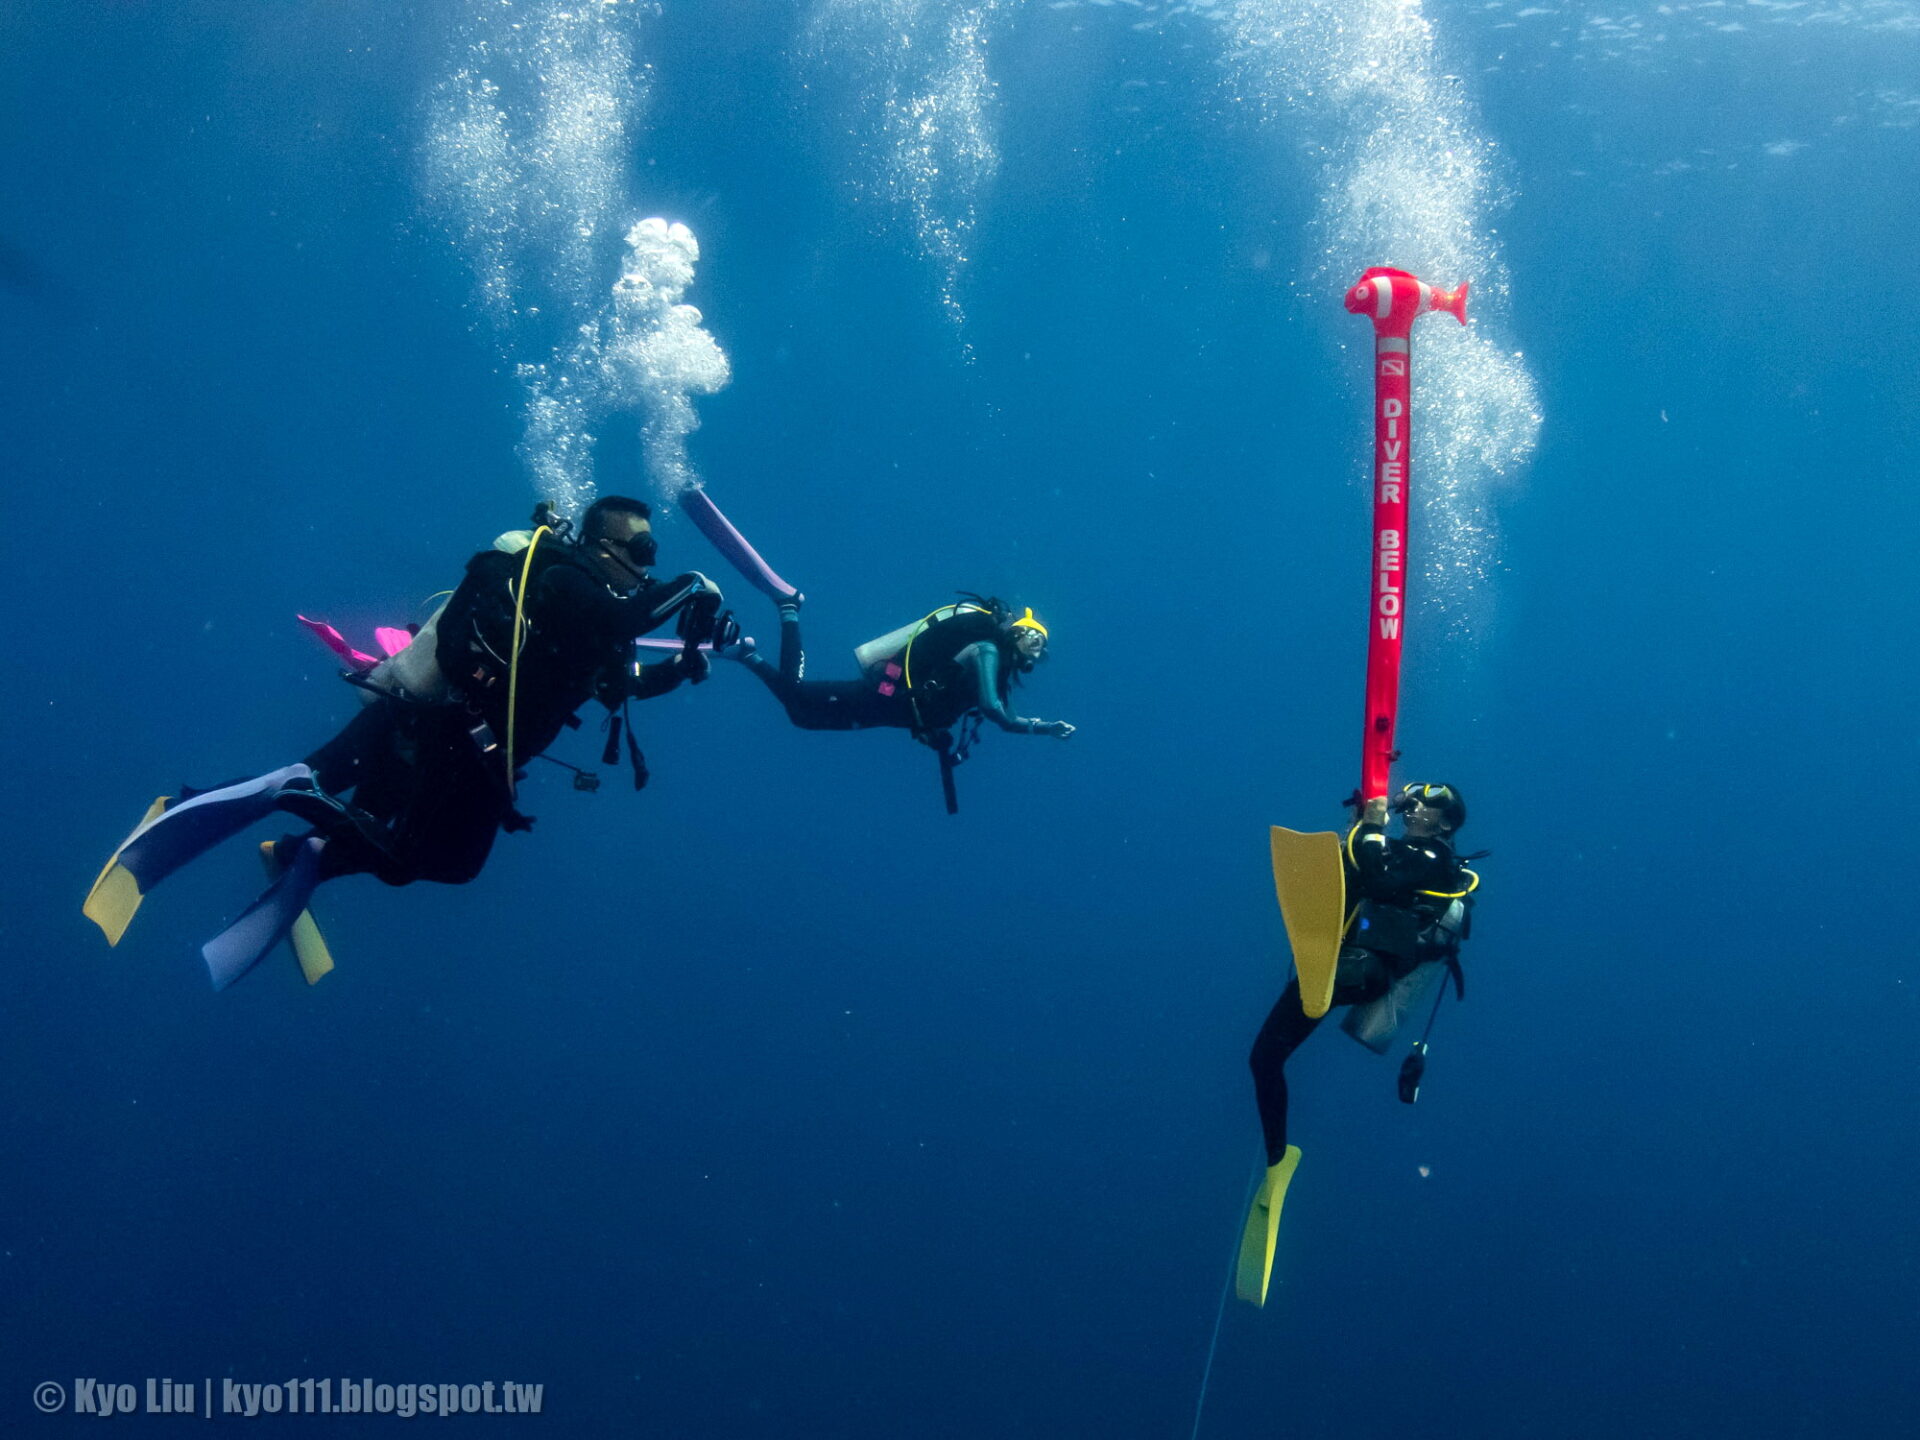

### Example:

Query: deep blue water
xmin=4 ymin=1 xmax=1917 ymax=1435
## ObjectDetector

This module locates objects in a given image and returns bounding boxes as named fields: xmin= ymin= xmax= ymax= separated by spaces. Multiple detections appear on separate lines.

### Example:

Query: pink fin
xmin=373 ymin=626 xmax=413 ymax=657
xmin=633 ymin=637 xmax=730 ymax=653
xmin=297 ymin=614 xmax=381 ymax=672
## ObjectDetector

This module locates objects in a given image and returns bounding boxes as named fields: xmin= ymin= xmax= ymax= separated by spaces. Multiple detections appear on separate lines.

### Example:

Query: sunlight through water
xmin=809 ymin=0 xmax=1019 ymax=340
xmin=422 ymin=0 xmax=731 ymax=513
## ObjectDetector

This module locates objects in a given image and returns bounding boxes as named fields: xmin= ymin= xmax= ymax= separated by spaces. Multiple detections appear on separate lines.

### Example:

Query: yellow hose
xmin=903 ymin=602 xmax=989 ymax=690
xmin=504 ymin=525 xmax=550 ymax=797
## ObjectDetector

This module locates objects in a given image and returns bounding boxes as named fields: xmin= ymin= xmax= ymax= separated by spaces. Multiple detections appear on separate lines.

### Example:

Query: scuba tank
xmin=851 ymin=598 xmax=1009 ymax=816
xmin=853 ymin=600 xmax=1002 ymax=716
xmin=1339 ymin=898 xmax=1469 ymax=1054
xmin=853 ymin=601 xmax=996 ymax=680
xmin=854 ymin=619 xmax=926 ymax=676
xmin=1341 ymin=961 xmax=1447 ymax=1056
xmin=360 ymin=600 xmax=454 ymax=705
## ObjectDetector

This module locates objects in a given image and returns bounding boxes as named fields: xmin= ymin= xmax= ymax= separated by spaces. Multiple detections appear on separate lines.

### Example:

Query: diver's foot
xmin=778 ymin=592 xmax=804 ymax=618
xmin=272 ymin=778 xmax=398 ymax=866
xmin=263 ymin=834 xmax=314 ymax=876
xmin=272 ymin=775 xmax=346 ymax=832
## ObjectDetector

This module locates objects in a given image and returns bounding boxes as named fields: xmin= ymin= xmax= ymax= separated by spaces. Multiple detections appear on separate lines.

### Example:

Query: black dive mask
xmin=606 ymin=531 xmax=658 ymax=569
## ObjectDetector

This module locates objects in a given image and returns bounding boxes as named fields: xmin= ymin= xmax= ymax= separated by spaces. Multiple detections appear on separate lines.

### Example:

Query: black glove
xmin=678 ymin=648 xmax=711 ymax=685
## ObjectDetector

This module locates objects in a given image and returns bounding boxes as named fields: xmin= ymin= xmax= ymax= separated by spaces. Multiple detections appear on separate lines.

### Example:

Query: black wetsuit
xmin=301 ymin=544 xmax=707 ymax=886
xmin=1248 ymin=821 xmax=1472 ymax=1164
xmin=741 ymin=605 xmax=1036 ymax=736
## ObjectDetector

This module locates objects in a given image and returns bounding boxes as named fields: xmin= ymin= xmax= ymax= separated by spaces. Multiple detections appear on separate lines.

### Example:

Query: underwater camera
xmin=1398 ymin=1041 xmax=1428 ymax=1105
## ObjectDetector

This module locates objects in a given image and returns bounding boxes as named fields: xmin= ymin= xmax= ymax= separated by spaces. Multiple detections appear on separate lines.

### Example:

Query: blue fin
xmin=258 ymin=842 xmax=334 ymax=984
xmin=202 ymin=837 xmax=326 ymax=991
xmin=109 ymin=764 xmax=317 ymax=896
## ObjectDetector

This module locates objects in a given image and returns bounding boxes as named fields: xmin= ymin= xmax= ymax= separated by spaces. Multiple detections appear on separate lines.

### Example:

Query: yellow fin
xmin=290 ymin=911 xmax=334 ymax=985
xmin=82 ymin=796 xmax=169 ymax=946
xmin=1270 ymin=827 xmax=1345 ymax=1019
xmin=1235 ymin=1146 xmax=1302 ymax=1307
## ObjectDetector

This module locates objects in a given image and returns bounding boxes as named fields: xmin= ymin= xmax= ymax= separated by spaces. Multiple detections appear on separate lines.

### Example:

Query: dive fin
xmin=83 ymin=796 xmax=170 ymax=945
xmin=259 ymin=842 xmax=334 ymax=985
xmin=288 ymin=910 xmax=334 ymax=986
xmin=1234 ymin=1145 xmax=1302 ymax=1308
xmin=87 ymin=763 xmax=320 ymax=918
xmin=1270 ymin=827 xmax=1346 ymax=1018
xmin=679 ymin=487 xmax=800 ymax=602
xmin=202 ymin=837 xmax=325 ymax=992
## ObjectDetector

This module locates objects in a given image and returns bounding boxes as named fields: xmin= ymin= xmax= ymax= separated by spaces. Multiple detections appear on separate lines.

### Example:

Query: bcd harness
xmin=1340 ymin=821 xmax=1490 ymax=1101
xmin=880 ymin=600 xmax=1007 ymax=816
xmin=1341 ymin=820 xmax=1482 ymax=984
xmin=358 ymin=518 xmax=684 ymax=819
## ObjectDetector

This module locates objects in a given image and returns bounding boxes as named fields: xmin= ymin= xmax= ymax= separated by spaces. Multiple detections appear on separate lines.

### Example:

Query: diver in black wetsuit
xmin=82 ymin=495 xmax=735 ymax=989
xmin=298 ymin=496 xmax=728 ymax=886
xmin=726 ymin=594 xmax=1075 ymax=739
xmin=1248 ymin=784 xmax=1479 ymax=1165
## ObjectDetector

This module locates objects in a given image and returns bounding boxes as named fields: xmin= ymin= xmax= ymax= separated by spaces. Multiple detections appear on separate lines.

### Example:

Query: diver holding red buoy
xmin=1237 ymin=268 xmax=1489 ymax=1308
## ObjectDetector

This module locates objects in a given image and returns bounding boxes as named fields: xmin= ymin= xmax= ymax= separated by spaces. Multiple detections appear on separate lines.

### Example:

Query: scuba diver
xmin=721 ymin=592 xmax=1074 ymax=812
xmin=83 ymin=496 xmax=734 ymax=989
xmin=1239 ymin=783 xmax=1482 ymax=1299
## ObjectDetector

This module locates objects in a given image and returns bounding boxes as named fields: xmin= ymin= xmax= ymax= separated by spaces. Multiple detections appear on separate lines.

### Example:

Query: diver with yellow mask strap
xmin=720 ymin=593 xmax=1074 ymax=812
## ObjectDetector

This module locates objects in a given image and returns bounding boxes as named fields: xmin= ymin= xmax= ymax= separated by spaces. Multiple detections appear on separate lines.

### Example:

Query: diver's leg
xmin=768 ymin=678 xmax=896 ymax=730
xmin=293 ymin=701 xmax=470 ymax=886
xmin=1249 ymin=981 xmax=1323 ymax=1166
xmin=295 ymin=814 xmax=407 ymax=886
xmin=305 ymin=698 xmax=403 ymax=795
xmin=734 ymin=601 xmax=804 ymax=687
xmin=386 ymin=751 xmax=507 ymax=887
xmin=777 ymin=596 xmax=804 ymax=680
xmin=331 ymin=707 xmax=503 ymax=887
xmin=738 ymin=649 xmax=798 ymax=705
xmin=731 ymin=639 xmax=879 ymax=731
